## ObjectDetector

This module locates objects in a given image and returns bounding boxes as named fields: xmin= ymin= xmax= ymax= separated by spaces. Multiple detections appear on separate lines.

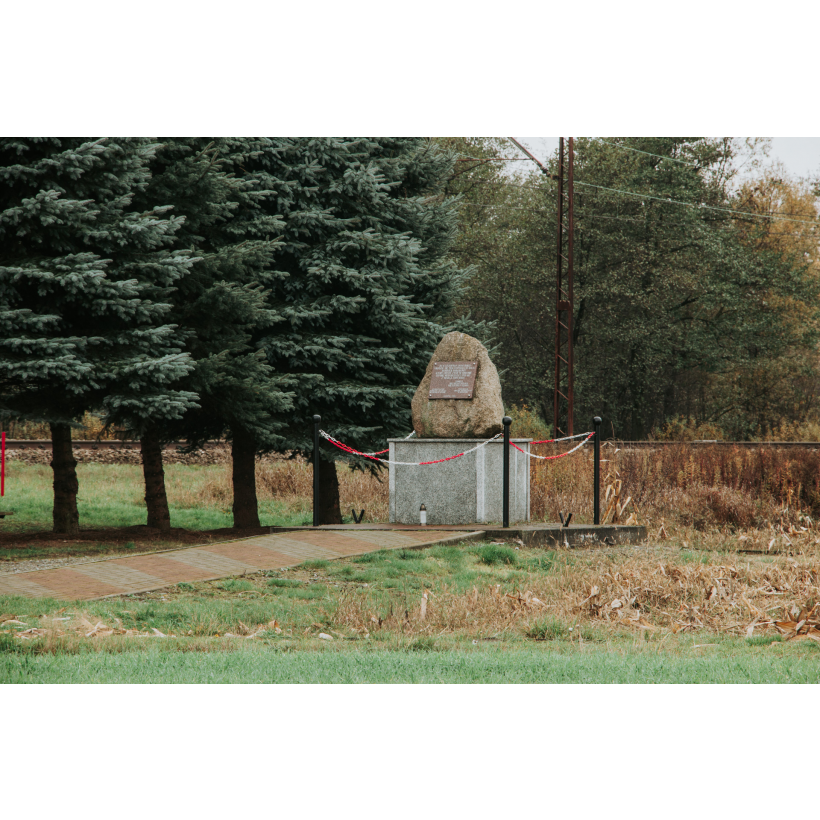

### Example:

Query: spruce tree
xmin=248 ymin=138 xmax=488 ymax=523
xmin=0 ymin=138 xmax=196 ymax=533
xmin=126 ymin=139 xmax=294 ymax=530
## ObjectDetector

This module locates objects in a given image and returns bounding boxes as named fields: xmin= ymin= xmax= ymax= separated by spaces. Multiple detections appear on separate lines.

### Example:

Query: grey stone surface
xmin=412 ymin=332 xmax=504 ymax=438
xmin=389 ymin=438 xmax=531 ymax=525
xmin=482 ymin=525 xmax=647 ymax=548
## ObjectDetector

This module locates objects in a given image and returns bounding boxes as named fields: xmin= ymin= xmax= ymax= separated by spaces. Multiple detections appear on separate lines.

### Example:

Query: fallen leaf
xmin=774 ymin=621 xmax=798 ymax=635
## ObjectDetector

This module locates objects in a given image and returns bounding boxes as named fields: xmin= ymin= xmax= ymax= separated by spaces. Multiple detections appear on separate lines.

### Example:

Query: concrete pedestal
xmin=388 ymin=438 xmax=531 ymax=525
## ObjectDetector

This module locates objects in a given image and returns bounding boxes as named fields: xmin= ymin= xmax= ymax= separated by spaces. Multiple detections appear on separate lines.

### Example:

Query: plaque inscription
xmin=428 ymin=360 xmax=478 ymax=400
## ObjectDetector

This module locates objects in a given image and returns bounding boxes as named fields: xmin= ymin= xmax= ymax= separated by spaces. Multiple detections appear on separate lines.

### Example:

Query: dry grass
xmin=3 ymin=412 xmax=121 ymax=440
xmin=530 ymin=442 xmax=820 ymax=530
xmin=168 ymin=458 xmax=389 ymax=522
xmin=4 ymin=539 xmax=820 ymax=654
xmin=321 ymin=545 xmax=820 ymax=644
xmin=163 ymin=439 xmax=820 ymax=532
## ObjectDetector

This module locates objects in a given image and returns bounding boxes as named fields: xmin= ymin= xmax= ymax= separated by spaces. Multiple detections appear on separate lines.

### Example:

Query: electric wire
xmin=465 ymin=181 xmax=820 ymax=225
xmin=459 ymin=201 xmax=819 ymax=236
xmin=456 ymin=157 xmax=531 ymax=162
xmin=595 ymin=139 xmax=702 ymax=168
xmin=470 ymin=144 xmax=820 ymax=224
xmin=574 ymin=181 xmax=820 ymax=226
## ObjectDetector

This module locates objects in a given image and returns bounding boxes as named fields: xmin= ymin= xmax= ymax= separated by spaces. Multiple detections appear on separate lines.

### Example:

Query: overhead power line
xmin=596 ymin=139 xmax=701 ymax=168
xmin=470 ymin=178 xmax=820 ymax=225
xmin=574 ymin=181 xmax=820 ymax=226
xmin=456 ymin=157 xmax=531 ymax=162
xmin=460 ymin=202 xmax=819 ymax=237
xmin=468 ymin=139 xmax=820 ymax=230
xmin=508 ymin=137 xmax=702 ymax=170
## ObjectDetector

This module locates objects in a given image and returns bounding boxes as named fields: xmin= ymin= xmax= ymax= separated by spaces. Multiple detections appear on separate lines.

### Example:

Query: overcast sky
xmin=517 ymin=137 xmax=820 ymax=181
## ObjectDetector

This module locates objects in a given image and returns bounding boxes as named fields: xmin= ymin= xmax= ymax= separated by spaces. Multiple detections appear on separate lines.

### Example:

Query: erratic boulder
xmin=412 ymin=332 xmax=504 ymax=438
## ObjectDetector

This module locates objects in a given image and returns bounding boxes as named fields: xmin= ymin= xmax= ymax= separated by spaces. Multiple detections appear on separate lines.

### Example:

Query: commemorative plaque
xmin=428 ymin=360 xmax=478 ymax=400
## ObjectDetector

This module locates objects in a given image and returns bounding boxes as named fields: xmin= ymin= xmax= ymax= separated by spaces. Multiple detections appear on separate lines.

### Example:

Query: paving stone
xmin=0 ymin=574 xmax=60 ymax=599
xmin=18 ymin=568 xmax=124 ymax=600
xmin=301 ymin=533 xmax=409 ymax=555
xmin=260 ymin=537 xmax=340 ymax=560
xmin=114 ymin=555 xmax=218 ymax=583
xmin=0 ymin=530 xmax=483 ymax=601
xmin=73 ymin=563 xmax=163 ymax=592
xmin=167 ymin=549 xmax=256 ymax=575
xmin=199 ymin=542 xmax=293 ymax=570
xmin=331 ymin=531 xmax=424 ymax=548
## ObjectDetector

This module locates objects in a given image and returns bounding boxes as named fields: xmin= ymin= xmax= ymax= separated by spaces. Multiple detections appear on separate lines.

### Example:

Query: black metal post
xmin=502 ymin=416 xmax=512 ymax=528
xmin=313 ymin=415 xmax=321 ymax=527
xmin=593 ymin=416 xmax=602 ymax=525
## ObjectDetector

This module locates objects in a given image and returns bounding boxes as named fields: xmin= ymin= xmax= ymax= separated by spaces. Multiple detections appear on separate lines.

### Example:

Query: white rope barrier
xmin=513 ymin=432 xmax=594 ymax=460
xmin=321 ymin=429 xmax=503 ymax=466
xmin=321 ymin=429 xmax=595 ymax=467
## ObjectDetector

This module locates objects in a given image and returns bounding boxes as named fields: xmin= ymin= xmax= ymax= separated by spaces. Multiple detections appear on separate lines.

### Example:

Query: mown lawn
xmin=2 ymin=642 xmax=818 ymax=684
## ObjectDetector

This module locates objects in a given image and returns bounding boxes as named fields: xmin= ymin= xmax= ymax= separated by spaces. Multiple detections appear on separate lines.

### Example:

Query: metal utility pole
xmin=554 ymin=137 xmax=574 ymax=437
xmin=509 ymin=137 xmax=575 ymax=437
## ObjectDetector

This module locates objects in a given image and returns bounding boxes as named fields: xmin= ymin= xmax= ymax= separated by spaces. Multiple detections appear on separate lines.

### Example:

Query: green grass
xmin=0 ymin=541 xmax=560 ymax=647
xmin=3 ymin=483 xmax=819 ymax=684
xmin=472 ymin=544 xmax=518 ymax=565
xmin=215 ymin=579 xmax=255 ymax=593
xmin=0 ymin=540 xmax=142 ymax=562
xmin=2 ymin=643 xmax=819 ymax=683
xmin=0 ymin=462 xmax=311 ymax=535
xmin=267 ymin=578 xmax=302 ymax=589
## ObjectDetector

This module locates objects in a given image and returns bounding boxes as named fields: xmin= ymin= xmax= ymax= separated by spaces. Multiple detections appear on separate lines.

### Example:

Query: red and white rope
xmin=527 ymin=432 xmax=592 ymax=445
xmin=321 ymin=429 xmax=595 ymax=466
xmin=320 ymin=430 xmax=503 ymax=466
xmin=513 ymin=432 xmax=594 ymax=460
xmin=357 ymin=429 xmax=416 ymax=456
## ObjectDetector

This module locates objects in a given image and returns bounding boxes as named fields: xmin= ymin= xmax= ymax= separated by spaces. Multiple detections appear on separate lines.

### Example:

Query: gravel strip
xmin=0 ymin=554 xmax=118 ymax=574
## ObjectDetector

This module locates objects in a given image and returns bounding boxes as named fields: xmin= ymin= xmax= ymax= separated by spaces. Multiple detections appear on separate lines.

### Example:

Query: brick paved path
xmin=0 ymin=530 xmax=480 ymax=601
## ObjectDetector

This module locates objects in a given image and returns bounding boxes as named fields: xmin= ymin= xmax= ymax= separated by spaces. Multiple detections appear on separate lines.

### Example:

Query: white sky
xmin=516 ymin=138 xmax=820 ymax=181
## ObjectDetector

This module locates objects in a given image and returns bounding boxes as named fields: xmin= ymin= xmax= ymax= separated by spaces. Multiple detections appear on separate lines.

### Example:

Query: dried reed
xmin=166 ymin=441 xmax=820 ymax=531
xmin=531 ymin=442 xmax=820 ymax=529
xmin=321 ymin=547 xmax=820 ymax=641
xmin=168 ymin=459 xmax=389 ymax=522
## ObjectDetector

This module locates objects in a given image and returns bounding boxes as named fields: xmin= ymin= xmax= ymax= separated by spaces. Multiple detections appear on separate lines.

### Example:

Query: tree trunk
xmin=317 ymin=456 xmax=342 ymax=525
xmin=50 ymin=422 xmax=79 ymax=535
xmin=141 ymin=427 xmax=171 ymax=533
xmin=232 ymin=427 xmax=260 ymax=529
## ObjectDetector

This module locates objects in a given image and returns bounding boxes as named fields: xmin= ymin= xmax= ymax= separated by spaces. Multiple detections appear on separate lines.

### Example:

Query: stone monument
xmin=411 ymin=332 xmax=504 ymax=439
xmin=389 ymin=332 xmax=531 ymax=525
